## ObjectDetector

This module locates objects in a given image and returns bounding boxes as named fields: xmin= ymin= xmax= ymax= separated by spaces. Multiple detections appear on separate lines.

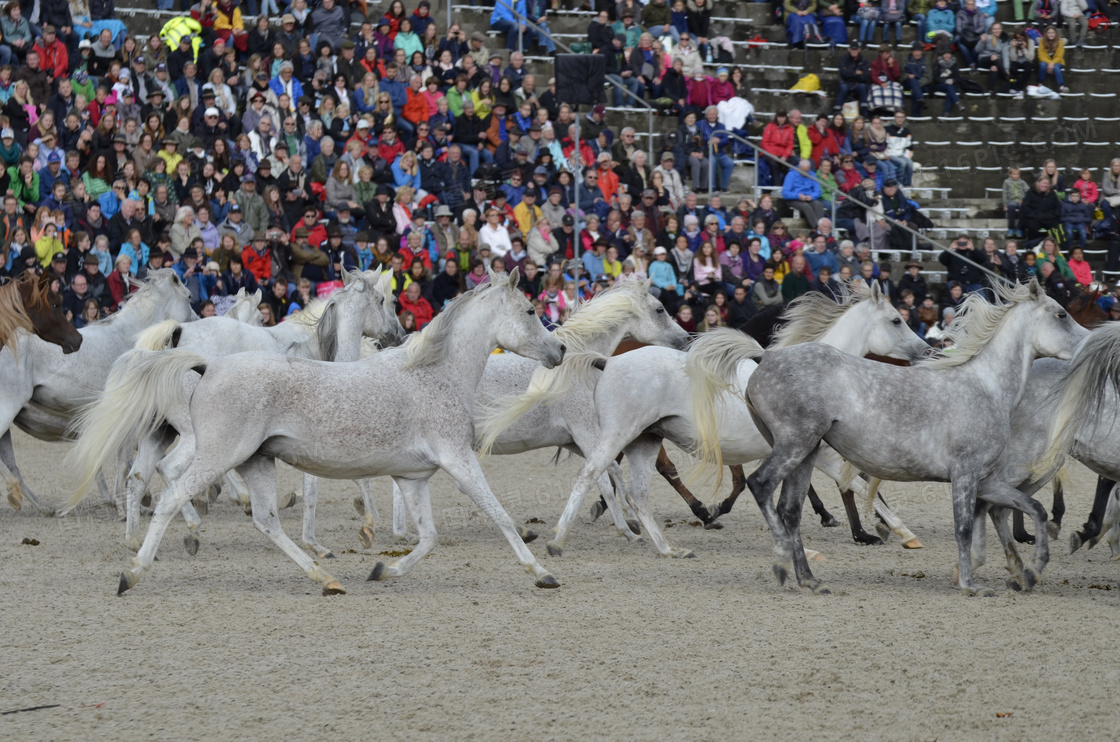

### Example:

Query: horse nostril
xmin=558 ymin=344 xmax=567 ymax=357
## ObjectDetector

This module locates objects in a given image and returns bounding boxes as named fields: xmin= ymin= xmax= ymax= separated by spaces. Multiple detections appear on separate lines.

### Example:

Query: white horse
xmin=373 ymin=279 xmax=689 ymax=546
xmin=0 ymin=270 xmax=196 ymax=514
xmin=106 ymin=269 xmax=403 ymax=556
xmin=221 ymin=287 xmax=265 ymax=325
xmin=692 ymin=280 xmax=1085 ymax=595
xmin=482 ymin=283 xmax=927 ymax=560
xmin=68 ymin=269 xmax=567 ymax=595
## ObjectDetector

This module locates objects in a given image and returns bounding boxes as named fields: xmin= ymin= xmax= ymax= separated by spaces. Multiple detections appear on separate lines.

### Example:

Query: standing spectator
xmin=1002 ymin=165 xmax=1027 ymax=238
xmin=1019 ymin=177 xmax=1062 ymax=247
xmin=939 ymin=235 xmax=988 ymax=294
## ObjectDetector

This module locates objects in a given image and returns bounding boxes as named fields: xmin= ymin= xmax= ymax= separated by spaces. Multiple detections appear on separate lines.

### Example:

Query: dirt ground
xmin=2 ymin=428 xmax=1120 ymax=741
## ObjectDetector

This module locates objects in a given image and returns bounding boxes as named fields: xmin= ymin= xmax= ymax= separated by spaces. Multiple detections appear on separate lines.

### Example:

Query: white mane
xmin=771 ymin=282 xmax=875 ymax=349
xmin=919 ymin=280 xmax=1033 ymax=370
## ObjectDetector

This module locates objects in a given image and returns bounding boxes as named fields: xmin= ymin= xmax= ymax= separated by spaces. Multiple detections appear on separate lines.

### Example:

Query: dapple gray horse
xmin=690 ymin=280 xmax=1087 ymax=596
xmin=68 ymin=270 xmax=567 ymax=595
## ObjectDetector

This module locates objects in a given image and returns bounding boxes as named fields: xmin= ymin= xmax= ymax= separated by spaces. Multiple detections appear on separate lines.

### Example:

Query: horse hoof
xmin=805 ymin=549 xmax=826 ymax=563
xmin=117 ymin=570 xmax=138 ymax=595
xmin=184 ymin=534 xmax=200 ymax=556
xmin=323 ymin=551 xmax=336 ymax=560
xmin=1022 ymin=568 xmax=1039 ymax=592
xmin=535 ymin=574 xmax=561 ymax=589
xmin=278 ymin=491 xmax=297 ymax=510
xmin=855 ymin=535 xmax=884 ymax=546
xmin=772 ymin=563 xmax=789 ymax=586
xmin=520 ymin=529 xmax=538 ymax=544
xmin=322 ymin=580 xmax=346 ymax=596
xmin=352 ymin=497 xmax=365 ymax=516
xmin=812 ymin=583 xmax=831 ymax=595
xmin=821 ymin=515 xmax=840 ymax=528
xmin=140 ymin=493 xmax=152 ymax=508
xmin=358 ymin=525 xmax=375 ymax=550
xmin=1006 ymin=577 xmax=1023 ymax=592
xmin=589 ymin=501 xmax=605 ymax=522
xmin=546 ymin=542 xmax=563 ymax=557
xmin=1070 ymin=532 xmax=1085 ymax=554
xmin=191 ymin=497 xmax=208 ymax=516
xmin=366 ymin=562 xmax=387 ymax=582
xmin=703 ymin=519 xmax=724 ymax=530
xmin=626 ymin=519 xmax=641 ymax=535
xmin=980 ymin=587 xmax=997 ymax=597
xmin=7 ymin=489 xmax=21 ymax=511
xmin=902 ymin=538 xmax=924 ymax=549
xmin=1111 ymin=551 xmax=1120 ymax=562
xmin=1047 ymin=521 xmax=1061 ymax=539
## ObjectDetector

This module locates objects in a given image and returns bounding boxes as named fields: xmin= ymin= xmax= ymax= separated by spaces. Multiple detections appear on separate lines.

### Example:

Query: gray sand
xmin=2 ymin=428 xmax=1119 ymax=740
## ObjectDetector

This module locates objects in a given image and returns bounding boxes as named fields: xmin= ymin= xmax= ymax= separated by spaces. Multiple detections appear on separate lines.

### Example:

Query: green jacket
xmin=231 ymin=189 xmax=269 ymax=233
xmin=7 ymin=166 xmax=39 ymax=209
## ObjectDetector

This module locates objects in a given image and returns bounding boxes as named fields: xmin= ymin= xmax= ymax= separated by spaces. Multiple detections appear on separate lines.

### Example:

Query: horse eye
xmin=1057 ymin=312 xmax=1067 ymax=319
xmin=526 ymin=308 xmax=535 ymax=315
xmin=656 ymin=307 xmax=665 ymax=314
xmin=892 ymin=317 xmax=902 ymax=325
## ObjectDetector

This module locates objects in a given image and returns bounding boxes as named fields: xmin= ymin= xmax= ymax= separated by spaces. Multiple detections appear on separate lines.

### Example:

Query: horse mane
xmin=919 ymin=280 xmax=1033 ymax=370
xmin=284 ymin=297 xmax=331 ymax=328
xmin=0 ymin=276 xmax=34 ymax=353
xmin=554 ymin=279 xmax=650 ymax=354
xmin=770 ymin=282 xmax=874 ymax=349
xmin=403 ymin=280 xmax=494 ymax=368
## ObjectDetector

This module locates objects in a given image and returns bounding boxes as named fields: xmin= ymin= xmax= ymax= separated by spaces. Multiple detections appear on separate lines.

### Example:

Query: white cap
xmin=0 ymin=128 xmax=12 ymax=139
xmin=653 ymin=246 xmax=667 ymax=255
xmin=356 ymin=119 xmax=370 ymax=129
xmin=204 ymin=107 xmax=220 ymax=117
xmin=119 ymin=69 xmax=130 ymax=80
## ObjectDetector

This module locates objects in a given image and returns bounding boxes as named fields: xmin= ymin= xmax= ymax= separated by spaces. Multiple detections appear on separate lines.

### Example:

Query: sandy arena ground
xmin=2 ymin=428 xmax=1120 ymax=740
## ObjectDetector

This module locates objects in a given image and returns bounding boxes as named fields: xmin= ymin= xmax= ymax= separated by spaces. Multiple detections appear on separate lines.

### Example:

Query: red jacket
xmin=399 ymin=291 xmax=433 ymax=328
xmin=241 ymin=245 xmax=271 ymax=283
xmin=32 ymin=38 xmax=69 ymax=81
xmin=870 ymin=57 xmax=901 ymax=85
xmin=807 ymin=126 xmax=842 ymax=166
xmin=377 ymin=136 xmax=405 ymax=164
xmin=292 ymin=217 xmax=327 ymax=249
xmin=761 ymin=122 xmax=794 ymax=159
xmin=107 ymin=269 xmax=136 ymax=309
xmin=399 ymin=246 xmax=432 ymax=271
xmin=402 ymin=88 xmax=429 ymax=125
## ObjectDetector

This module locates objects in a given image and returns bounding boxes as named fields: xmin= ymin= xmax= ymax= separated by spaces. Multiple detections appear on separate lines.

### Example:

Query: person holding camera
xmin=938 ymin=234 xmax=988 ymax=295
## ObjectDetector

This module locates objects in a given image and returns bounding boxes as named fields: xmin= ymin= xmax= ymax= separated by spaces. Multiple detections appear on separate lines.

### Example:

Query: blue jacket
xmin=805 ymin=249 xmax=840 ymax=276
xmin=269 ymin=76 xmax=304 ymax=105
xmin=781 ymin=169 xmax=822 ymax=201
xmin=649 ymin=259 xmax=678 ymax=290
xmin=699 ymin=120 xmax=731 ymax=153
xmin=391 ymin=157 xmax=422 ymax=191
xmin=380 ymin=78 xmax=407 ymax=112
xmin=1061 ymin=199 xmax=1094 ymax=226
xmin=99 ymin=189 xmax=122 ymax=220
xmin=491 ymin=0 xmax=525 ymax=25
xmin=927 ymin=7 xmax=956 ymax=39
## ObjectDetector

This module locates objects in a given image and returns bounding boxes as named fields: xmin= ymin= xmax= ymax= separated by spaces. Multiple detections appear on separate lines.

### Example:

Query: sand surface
xmin=2 ymin=428 xmax=1120 ymax=740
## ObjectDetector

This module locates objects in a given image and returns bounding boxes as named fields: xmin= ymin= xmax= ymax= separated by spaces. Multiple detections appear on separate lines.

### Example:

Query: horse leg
xmin=1103 ymin=485 xmax=1120 ymax=560
xmin=705 ymin=465 xmax=749 ymax=525
xmin=969 ymin=500 xmax=991 ymax=574
xmin=236 ymin=455 xmax=344 ymax=595
xmin=872 ymin=493 xmax=923 ymax=548
xmin=597 ymin=465 xmax=642 ymax=542
xmin=432 ymin=451 xmax=559 ymax=588
xmin=180 ymin=500 xmax=203 ymax=556
xmin=804 ymin=485 xmax=838 ymax=528
xmin=1012 ymin=510 xmax=1034 ymax=544
xmin=979 ymin=479 xmax=1050 ymax=592
xmin=1071 ymin=476 xmax=1116 ymax=553
xmin=123 ymin=428 xmax=174 ymax=551
xmin=987 ymin=506 xmax=1028 ymax=590
xmin=119 ymin=461 xmax=218 ymax=594
xmin=1049 ymin=477 xmax=1065 ymax=539
xmin=352 ymin=478 xmax=378 ymax=549
xmin=747 ymin=442 xmax=820 ymax=588
xmin=390 ymin=478 xmax=416 ymax=543
xmin=223 ymin=471 xmax=252 ymax=511
xmin=950 ymin=475 xmax=993 ymax=597
xmin=839 ymin=489 xmax=884 ymax=545
xmin=300 ymin=473 xmax=335 ymax=560
xmin=653 ymin=445 xmax=714 ymax=526
xmin=0 ymin=430 xmax=51 ymax=515
xmin=622 ymin=436 xmax=694 ymax=558
xmin=591 ymin=452 xmax=626 ymax=522
xmin=550 ymin=442 xmax=622 ymax=557
xmin=368 ymin=477 xmax=438 ymax=581
xmin=775 ymin=452 xmax=828 ymax=593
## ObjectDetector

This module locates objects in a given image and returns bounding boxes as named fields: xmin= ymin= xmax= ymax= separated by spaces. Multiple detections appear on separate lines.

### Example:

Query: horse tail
xmin=133 ymin=319 xmax=183 ymax=350
xmin=475 ymin=352 xmax=606 ymax=457
xmin=1035 ymin=326 xmax=1120 ymax=478
xmin=63 ymin=349 xmax=208 ymax=511
xmin=685 ymin=328 xmax=765 ymax=489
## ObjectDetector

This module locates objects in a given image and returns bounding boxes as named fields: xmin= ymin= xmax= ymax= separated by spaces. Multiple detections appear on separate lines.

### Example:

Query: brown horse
xmin=0 ymin=272 xmax=83 ymax=355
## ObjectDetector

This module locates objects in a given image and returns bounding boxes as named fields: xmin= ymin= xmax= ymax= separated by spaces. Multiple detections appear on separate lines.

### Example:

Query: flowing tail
xmin=685 ymin=329 xmax=765 ymax=489
xmin=63 ymin=348 xmax=208 ymax=512
xmin=475 ymin=352 xmax=605 ymax=456
xmin=1035 ymin=325 xmax=1120 ymax=479
xmin=133 ymin=319 xmax=183 ymax=350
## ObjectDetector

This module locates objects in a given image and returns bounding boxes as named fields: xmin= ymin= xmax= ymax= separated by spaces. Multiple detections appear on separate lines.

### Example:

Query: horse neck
xmin=430 ymin=299 xmax=504 ymax=399
xmin=817 ymin=305 xmax=872 ymax=356
xmin=960 ymin=306 xmax=1040 ymax=407
xmin=323 ymin=298 xmax=368 ymax=363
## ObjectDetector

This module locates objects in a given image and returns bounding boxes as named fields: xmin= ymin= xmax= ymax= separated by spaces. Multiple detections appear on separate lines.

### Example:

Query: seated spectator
xmin=925 ymin=0 xmax=956 ymax=45
xmin=1002 ymin=165 xmax=1028 ymax=238
xmin=759 ymin=109 xmax=797 ymax=187
xmin=1036 ymin=236 xmax=1076 ymax=282
xmin=879 ymin=0 xmax=908 ymax=45
xmin=786 ymin=0 xmax=823 ymax=47
xmin=1038 ymin=25 xmax=1067 ymax=93
xmin=956 ymin=0 xmax=986 ymax=69
xmin=1064 ymin=0 xmax=1089 ymax=49
xmin=833 ymin=42 xmax=870 ymax=118
xmin=885 ymin=111 xmax=915 ymax=187
xmin=782 ymin=159 xmax=827 ymax=227
xmin=1019 ymin=177 xmax=1062 ymax=247
xmin=930 ymin=45 xmax=961 ymax=115
xmin=939 ymin=235 xmax=988 ymax=294
xmin=902 ymin=42 xmax=930 ymax=115
xmin=897 ymin=261 xmax=928 ymax=304
xmin=858 ymin=0 xmax=883 ymax=46
xmin=975 ymin=23 xmax=1009 ymax=95
xmin=1061 ymin=189 xmax=1093 ymax=250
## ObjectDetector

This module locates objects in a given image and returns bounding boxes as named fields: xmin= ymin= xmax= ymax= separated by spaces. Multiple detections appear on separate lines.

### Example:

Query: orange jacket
xmin=402 ymin=88 xmax=429 ymax=125
xmin=399 ymin=292 xmax=433 ymax=327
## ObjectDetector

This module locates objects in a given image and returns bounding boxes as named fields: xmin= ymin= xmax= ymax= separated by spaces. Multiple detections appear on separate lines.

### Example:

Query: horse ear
xmin=341 ymin=269 xmax=355 ymax=286
xmin=870 ymin=280 xmax=882 ymax=302
xmin=507 ymin=267 xmax=520 ymax=288
xmin=487 ymin=265 xmax=501 ymax=285
xmin=1028 ymin=277 xmax=1044 ymax=301
xmin=251 ymin=289 xmax=262 ymax=307
xmin=350 ymin=270 xmax=367 ymax=291
xmin=235 ymin=287 xmax=247 ymax=300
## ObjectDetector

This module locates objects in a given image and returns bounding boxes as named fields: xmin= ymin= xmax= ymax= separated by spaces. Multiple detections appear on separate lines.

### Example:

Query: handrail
xmin=711 ymin=128 xmax=1009 ymax=286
